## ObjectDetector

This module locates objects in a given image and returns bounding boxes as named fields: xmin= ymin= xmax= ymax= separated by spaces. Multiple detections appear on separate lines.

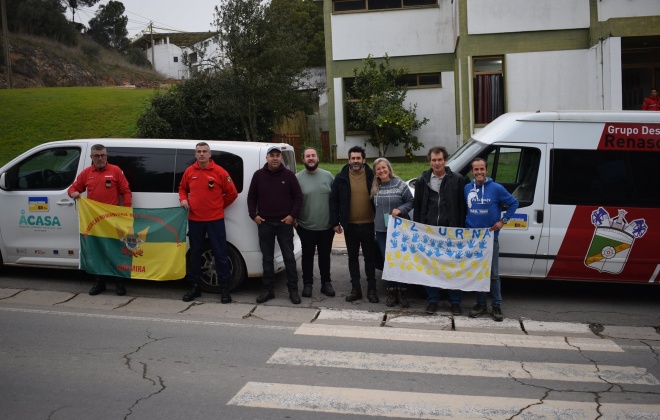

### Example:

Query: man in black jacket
xmin=412 ymin=146 xmax=468 ymax=315
xmin=329 ymin=146 xmax=379 ymax=303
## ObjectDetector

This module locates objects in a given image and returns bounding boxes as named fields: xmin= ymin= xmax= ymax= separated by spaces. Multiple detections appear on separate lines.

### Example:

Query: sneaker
xmin=450 ymin=303 xmax=462 ymax=316
xmin=256 ymin=290 xmax=275 ymax=303
xmin=320 ymin=283 xmax=336 ymax=297
xmin=367 ymin=289 xmax=379 ymax=303
xmin=385 ymin=288 xmax=398 ymax=307
xmin=425 ymin=302 xmax=438 ymax=314
xmin=492 ymin=306 xmax=503 ymax=322
xmin=302 ymin=284 xmax=313 ymax=298
xmin=289 ymin=290 xmax=301 ymax=304
xmin=469 ymin=304 xmax=487 ymax=318
xmin=345 ymin=288 xmax=362 ymax=302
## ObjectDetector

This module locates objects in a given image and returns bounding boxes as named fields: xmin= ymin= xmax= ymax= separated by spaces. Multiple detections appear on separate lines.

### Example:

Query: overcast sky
xmin=78 ymin=0 xmax=220 ymax=38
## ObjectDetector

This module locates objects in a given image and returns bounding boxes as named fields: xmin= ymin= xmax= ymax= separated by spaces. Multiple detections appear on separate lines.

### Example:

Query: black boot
xmin=182 ymin=284 xmax=201 ymax=302
xmin=220 ymin=284 xmax=232 ymax=304
xmin=386 ymin=288 xmax=398 ymax=307
xmin=89 ymin=278 xmax=106 ymax=295
xmin=397 ymin=288 xmax=410 ymax=308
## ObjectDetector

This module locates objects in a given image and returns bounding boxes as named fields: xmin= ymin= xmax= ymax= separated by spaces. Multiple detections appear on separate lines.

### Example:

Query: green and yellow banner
xmin=78 ymin=197 xmax=187 ymax=280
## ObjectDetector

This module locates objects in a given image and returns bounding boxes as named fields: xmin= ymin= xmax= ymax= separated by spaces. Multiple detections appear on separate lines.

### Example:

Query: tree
xmin=348 ymin=55 xmax=429 ymax=157
xmin=87 ymin=0 xmax=128 ymax=51
xmin=7 ymin=0 xmax=78 ymax=46
xmin=136 ymin=73 xmax=272 ymax=141
xmin=212 ymin=0 xmax=319 ymax=141
xmin=61 ymin=0 xmax=100 ymax=23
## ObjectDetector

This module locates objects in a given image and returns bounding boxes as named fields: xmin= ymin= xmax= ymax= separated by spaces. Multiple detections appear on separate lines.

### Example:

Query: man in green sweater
xmin=296 ymin=147 xmax=336 ymax=298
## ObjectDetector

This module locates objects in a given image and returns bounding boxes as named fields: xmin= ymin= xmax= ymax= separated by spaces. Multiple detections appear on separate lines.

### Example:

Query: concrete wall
xmin=598 ymin=0 xmax=660 ymax=21
xmin=331 ymin=7 xmax=454 ymax=60
xmin=467 ymin=0 xmax=590 ymax=35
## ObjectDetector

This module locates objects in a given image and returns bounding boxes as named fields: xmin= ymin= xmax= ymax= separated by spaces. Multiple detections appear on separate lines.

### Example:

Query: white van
xmin=0 ymin=139 xmax=301 ymax=292
xmin=420 ymin=111 xmax=660 ymax=284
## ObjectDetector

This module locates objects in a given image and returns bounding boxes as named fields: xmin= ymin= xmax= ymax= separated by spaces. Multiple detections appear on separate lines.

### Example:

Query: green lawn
xmin=0 ymin=87 xmax=433 ymax=181
xmin=0 ymin=87 xmax=157 ymax=166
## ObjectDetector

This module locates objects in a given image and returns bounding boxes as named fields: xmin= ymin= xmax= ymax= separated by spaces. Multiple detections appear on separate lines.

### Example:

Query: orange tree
xmin=347 ymin=55 xmax=428 ymax=158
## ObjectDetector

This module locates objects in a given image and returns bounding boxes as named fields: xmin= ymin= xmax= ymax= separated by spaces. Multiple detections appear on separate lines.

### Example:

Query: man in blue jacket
xmin=465 ymin=158 xmax=519 ymax=322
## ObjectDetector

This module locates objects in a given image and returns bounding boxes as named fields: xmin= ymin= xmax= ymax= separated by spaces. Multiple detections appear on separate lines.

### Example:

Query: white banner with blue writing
xmin=382 ymin=216 xmax=494 ymax=291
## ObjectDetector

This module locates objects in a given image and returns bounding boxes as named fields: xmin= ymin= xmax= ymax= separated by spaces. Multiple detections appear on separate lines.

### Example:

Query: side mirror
xmin=0 ymin=172 xmax=7 ymax=191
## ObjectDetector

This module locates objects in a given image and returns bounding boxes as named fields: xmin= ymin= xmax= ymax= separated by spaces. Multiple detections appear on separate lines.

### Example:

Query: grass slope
xmin=0 ymin=86 xmax=157 ymax=165
xmin=0 ymin=86 xmax=432 ymax=179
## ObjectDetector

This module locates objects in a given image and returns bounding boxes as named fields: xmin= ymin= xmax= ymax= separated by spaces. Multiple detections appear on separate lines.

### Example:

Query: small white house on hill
xmin=131 ymin=32 xmax=222 ymax=80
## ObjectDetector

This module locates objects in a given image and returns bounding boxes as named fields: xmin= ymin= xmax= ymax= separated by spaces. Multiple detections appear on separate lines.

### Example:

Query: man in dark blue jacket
xmin=329 ymin=146 xmax=379 ymax=303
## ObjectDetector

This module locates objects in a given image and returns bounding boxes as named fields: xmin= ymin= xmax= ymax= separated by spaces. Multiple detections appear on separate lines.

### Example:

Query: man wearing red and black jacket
xmin=642 ymin=88 xmax=660 ymax=111
xmin=179 ymin=142 xmax=238 ymax=303
xmin=68 ymin=143 xmax=132 ymax=296
xmin=247 ymin=145 xmax=303 ymax=305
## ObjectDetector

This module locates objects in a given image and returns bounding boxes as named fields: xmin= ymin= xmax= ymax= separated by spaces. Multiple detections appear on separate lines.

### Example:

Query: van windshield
xmin=446 ymin=139 xmax=488 ymax=175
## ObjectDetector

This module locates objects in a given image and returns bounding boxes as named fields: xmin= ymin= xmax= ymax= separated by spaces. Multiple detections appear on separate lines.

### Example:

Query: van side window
xmin=5 ymin=147 xmax=81 ymax=190
xmin=466 ymin=146 xmax=540 ymax=208
xmin=550 ymin=149 xmax=660 ymax=207
xmin=109 ymin=148 xmax=177 ymax=193
xmin=174 ymin=149 xmax=244 ymax=193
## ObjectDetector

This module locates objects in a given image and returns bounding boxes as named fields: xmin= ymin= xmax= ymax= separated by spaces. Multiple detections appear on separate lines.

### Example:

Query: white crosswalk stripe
xmin=294 ymin=323 xmax=624 ymax=352
xmin=229 ymin=382 xmax=660 ymax=419
xmin=268 ymin=347 xmax=659 ymax=385
xmin=229 ymin=323 xmax=660 ymax=418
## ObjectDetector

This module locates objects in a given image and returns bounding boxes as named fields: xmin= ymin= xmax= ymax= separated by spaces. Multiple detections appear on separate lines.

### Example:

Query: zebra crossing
xmin=228 ymin=317 xmax=660 ymax=419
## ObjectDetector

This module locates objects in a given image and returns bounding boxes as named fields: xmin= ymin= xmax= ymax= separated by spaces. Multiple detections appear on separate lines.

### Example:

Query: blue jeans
xmin=187 ymin=218 xmax=230 ymax=285
xmin=426 ymin=287 xmax=462 ymax=305
xmin=344 ymin=223 xmax=377 ymax=290
xmin=476 ymin=237 xmax=502 ymax=307
xmin=376 ymin=231 xmax=404 ymax=288
xmin=258 ymin=221 xmax=298 ymax=292
xmin=296 ymin=226 xmax=335 ymax=285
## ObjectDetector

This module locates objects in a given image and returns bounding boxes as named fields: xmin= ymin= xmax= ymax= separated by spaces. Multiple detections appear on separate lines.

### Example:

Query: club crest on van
xmin=115 ymin=225 xmax=150 ymax=257
xmin=584 ymin=208 xmax=647 ymax=274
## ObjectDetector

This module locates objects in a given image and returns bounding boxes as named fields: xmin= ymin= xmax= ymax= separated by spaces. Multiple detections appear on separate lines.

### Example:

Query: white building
xmin=323 ymin=0 xmax=660 ymax=159
xmin=131 ymin=32 xmax=222 ymax=80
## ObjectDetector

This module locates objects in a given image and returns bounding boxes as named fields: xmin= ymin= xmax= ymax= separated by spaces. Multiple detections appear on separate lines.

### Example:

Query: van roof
xmin=501 ymin=111 xmax=660 ymax=123
xmin=36 ymin=139 xmax=294 ymax=152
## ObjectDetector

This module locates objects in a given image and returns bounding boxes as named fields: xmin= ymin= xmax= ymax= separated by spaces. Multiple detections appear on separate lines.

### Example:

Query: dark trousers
xmin=344 ymin=223 xmax=376 ymax=290
xmin=296 ymin=226 xmax=335 ymax=285
xmin=258 ymin=221 xmax=298 ymax=292
xmin=187 ymin=218 xmax=230 ymax=286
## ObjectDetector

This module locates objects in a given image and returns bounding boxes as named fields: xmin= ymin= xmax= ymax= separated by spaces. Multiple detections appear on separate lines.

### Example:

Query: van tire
xmin=198 ymin=243 xmax=246 ymax=294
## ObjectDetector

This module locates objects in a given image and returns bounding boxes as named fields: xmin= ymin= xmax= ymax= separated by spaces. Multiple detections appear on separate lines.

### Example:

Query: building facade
xmin=324 ymin=0 xmax=660 ymax=159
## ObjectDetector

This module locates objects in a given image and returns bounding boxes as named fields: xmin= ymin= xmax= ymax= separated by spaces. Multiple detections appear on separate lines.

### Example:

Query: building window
xmin=333 ymin=0 xmax=436 ymax=12
xmin=473 ymin=56 xmax=504 ymax=126
xmin=173 ymin=57 xmax=179 ymax=63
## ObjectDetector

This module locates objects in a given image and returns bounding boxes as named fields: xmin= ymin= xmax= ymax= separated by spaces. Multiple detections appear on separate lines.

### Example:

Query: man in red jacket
xmin=68 ymin=144 xmax=132 ymax=296
xmin=179 ymin=142 xmax=238 ymax=303
xmin=642 ymin=88 xmax=660 ymax=111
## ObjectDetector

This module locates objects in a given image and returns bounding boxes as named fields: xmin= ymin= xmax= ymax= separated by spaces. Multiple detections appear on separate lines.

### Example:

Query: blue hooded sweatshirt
xmin=464 ymin=177 xmax=519 ymax=237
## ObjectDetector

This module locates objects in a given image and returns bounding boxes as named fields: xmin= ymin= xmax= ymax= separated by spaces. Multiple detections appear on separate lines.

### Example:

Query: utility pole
xmin=149 ymin=22 xmax=155 ymax=72
xmin=1 ymin=0 xmax=12 ymax=89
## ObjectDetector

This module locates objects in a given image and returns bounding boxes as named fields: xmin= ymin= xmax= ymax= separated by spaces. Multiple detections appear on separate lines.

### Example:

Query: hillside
xmin=0 ymin=33 xmax=164 ymax=89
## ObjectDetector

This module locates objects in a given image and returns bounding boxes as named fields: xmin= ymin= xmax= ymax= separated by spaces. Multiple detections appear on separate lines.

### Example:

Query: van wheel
xmin=198 ymin=244 xmax=246 ymax=293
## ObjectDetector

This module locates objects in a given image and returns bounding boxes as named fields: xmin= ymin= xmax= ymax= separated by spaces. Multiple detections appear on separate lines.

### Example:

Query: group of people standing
xmin=70 ymin=141 xmax=518 ymax=322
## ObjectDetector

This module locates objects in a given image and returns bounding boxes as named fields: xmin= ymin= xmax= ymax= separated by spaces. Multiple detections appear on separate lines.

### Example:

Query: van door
xmin=0 ymin=144 xmax=86 ymax=267
xmin=469 ymin=143 xmax=549 ymax=277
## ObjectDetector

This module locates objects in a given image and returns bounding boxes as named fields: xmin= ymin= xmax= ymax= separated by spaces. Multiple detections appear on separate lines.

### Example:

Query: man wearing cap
xmin=247 ymin=145 xmax=304 ymax=304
